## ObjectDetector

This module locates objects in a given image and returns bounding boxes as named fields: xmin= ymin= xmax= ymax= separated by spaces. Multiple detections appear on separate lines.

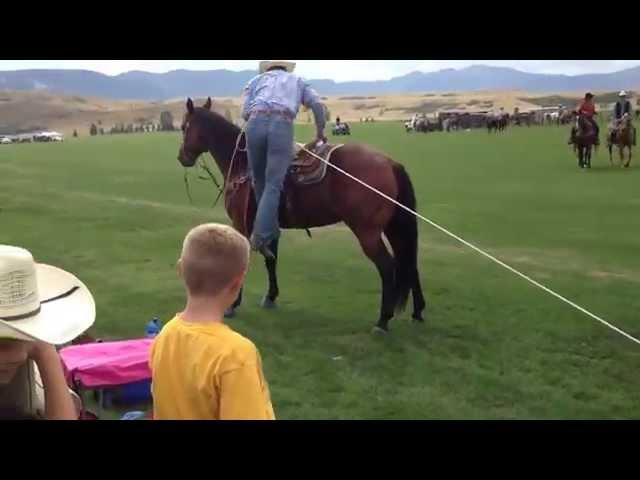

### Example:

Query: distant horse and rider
xmin=608 ymin=113 xmax=634 ymax=167
xmin=486 ymin=111 xmax=508 ymax=133
xmin=571 ymin=113 xmax=598 ymax=169
xmin=568 ymin=93 xmax=600 ymax=169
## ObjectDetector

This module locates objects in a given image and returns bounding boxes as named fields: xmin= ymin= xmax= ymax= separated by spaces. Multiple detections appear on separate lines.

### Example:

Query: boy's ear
xmin=227 ymin=271 xmax=245 ymax=293
xmin=176 ymin=258 xmax=183 ymax=278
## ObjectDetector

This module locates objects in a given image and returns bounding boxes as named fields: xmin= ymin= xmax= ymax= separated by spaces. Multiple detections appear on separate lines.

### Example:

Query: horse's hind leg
xmin=352 ymin=227 xmax=396 ymax=332
xmin=625 ymin=147 xmax=632 ymax=168
xmin=578 ymin=147 xmax=583 ymax=168
xmin=384 ymin=227 xmax=426 ymax=322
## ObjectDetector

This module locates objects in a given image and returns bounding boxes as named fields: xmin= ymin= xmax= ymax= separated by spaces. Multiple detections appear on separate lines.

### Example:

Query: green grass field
xmin=1 ymin=122 xmax=639 ymax=419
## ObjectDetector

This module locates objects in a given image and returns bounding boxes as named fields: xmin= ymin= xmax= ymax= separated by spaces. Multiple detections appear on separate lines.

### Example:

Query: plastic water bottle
xmin=121 ymin=411 xmax=146 ymax=420
xmin=145 ymin=317 xmax=161 ymax=338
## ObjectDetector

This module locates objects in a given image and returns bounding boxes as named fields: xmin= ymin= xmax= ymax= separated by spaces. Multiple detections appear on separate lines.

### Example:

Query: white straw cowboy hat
xmin=0 ymin=246 xmax=95 ymax=345
xmin=619 ymin=90 xmax=627 ymax=97
xmin=259 ymin=60 xmax=296 ymax=74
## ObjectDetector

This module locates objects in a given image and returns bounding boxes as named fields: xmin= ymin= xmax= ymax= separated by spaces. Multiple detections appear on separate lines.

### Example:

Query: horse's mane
xmin=191 ymin=106 xmax=247 ymax=176
xmin=193 ymin=107 xmax=241 ymax=137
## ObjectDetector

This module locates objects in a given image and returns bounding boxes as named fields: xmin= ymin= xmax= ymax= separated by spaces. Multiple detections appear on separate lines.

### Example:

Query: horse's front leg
xmin=619 ymin=146 xmax=625 ymax=166
xmin=261 ymin=237 xmax=280 ymax=309
xmin=225 ymin=288 xmax=243 ymax=318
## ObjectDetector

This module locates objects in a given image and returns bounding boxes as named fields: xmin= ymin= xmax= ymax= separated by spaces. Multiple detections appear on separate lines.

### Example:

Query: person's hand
xmin=26 ymin=341 xmax=57 ymax=365
xmin=0 ymin=339 xmax=30 ymax=384
xmin=26 ymin=341 xmax=76 ymax=420
xmin=316 ymin=132 xmax=327 ymax=144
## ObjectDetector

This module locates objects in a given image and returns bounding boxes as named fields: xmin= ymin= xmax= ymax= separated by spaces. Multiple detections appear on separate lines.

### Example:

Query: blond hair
xmin=180 ymin=223 xmax=250 ymax=297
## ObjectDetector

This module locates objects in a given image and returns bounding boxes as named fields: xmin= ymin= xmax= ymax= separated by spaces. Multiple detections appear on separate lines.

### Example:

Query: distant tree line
xmin=85 ymin=110 xmax=177 ymax=137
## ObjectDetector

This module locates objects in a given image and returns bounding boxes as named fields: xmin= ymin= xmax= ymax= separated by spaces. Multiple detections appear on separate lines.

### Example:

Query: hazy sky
xmin=1 ymin=60 xmax=639 ymax=82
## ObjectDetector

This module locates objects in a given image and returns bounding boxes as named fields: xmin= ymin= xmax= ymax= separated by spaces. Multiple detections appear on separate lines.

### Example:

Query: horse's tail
xmin=386 ymin=162 xmax=419 ymax=313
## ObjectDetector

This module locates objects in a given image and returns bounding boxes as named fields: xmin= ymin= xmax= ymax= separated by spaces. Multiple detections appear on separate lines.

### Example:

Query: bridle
xmin=180 ymin=118 xmax=246 ymax=208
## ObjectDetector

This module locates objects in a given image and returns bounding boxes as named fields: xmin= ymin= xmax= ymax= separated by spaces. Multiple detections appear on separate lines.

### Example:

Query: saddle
xmin=223 ymin=141 xmax=344 ymax=237
xmin=290 ymin=141 xmax=343 ymax=185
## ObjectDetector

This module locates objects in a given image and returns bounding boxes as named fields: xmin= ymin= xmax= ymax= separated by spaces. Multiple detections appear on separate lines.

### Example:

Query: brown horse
xmin=177 ymin=98 xmax=426 ymax=332
xmin=572 ymin=114 xmax=597 ymax=169
xmin=487 ymin=115 xmax=507 ymax=134
xmin=608 ymin=114 xmax=633 ymax=168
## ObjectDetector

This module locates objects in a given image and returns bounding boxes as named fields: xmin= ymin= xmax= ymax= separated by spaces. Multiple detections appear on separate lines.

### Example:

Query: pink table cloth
xmin=60 ymin=338 xmax=153 ymax=388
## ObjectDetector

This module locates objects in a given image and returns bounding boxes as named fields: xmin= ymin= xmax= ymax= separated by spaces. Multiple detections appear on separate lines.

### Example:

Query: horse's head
xmin=576 ymin=114 xmax=591 ymax=133
xmin=178 ymin=97 xmax=213 ymax=167
xmin=621 ymin=113 xmax=631 ymax=127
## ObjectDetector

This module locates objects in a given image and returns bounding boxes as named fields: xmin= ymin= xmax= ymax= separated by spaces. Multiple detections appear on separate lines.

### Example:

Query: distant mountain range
xmin=1 ymin=65 xmax=639 ymax=100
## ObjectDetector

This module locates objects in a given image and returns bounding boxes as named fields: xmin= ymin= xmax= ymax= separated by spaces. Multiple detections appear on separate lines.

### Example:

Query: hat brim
xmin=0 ymin=264 xmax=95 ymax=345
xmin=259 ymin=61 xmax=296 ymax=74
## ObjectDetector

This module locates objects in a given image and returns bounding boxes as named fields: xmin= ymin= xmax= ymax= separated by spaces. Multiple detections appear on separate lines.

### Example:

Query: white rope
xmin=299 ymin=144 xmax=640 ymax=347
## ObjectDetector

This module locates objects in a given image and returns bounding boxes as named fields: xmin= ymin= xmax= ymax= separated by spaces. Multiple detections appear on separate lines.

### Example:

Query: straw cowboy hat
xmin=0 ymin=245 xmax=95 ymax=345
xmin=259 ymin=60 xmax=296 ymax=74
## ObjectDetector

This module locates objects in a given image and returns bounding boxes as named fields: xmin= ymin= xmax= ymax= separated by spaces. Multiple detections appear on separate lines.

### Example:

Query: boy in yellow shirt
xmin=150 ymin=223 xmax=275 ymax=420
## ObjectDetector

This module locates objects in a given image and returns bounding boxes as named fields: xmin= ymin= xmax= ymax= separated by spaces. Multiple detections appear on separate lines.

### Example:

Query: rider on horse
xmin=609 ymin=90 xmax=636 ymax=146
xmin=569 ymin=92 xmax=599 ymax=146
xmin=241 ymin=60 xmax=326 ymax=258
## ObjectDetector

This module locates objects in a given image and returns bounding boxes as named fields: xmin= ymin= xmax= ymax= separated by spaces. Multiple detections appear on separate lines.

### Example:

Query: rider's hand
xmin=316 ymin=132 xmax=327 ymax=144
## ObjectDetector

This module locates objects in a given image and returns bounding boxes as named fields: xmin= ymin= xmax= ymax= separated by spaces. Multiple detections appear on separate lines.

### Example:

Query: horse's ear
xmin=186 ymin=98 xmax=194 ymax=114
xmin=203 ymin=97 xmax=212 ymax=110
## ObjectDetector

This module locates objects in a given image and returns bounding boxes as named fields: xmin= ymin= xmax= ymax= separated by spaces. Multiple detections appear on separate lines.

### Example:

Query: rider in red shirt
xmin=569 ymin=92 xmax=600 ymax=145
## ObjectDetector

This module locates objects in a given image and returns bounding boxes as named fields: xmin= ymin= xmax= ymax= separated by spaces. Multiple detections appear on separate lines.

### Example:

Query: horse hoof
xmin=224 ymin=308 xmax=236 ymax=319
xmin=260 ymin=296 xmax=277 ymax=309
xmin=371 ymin=326 xmax=388 ymax=335
xmin=411 ymin=315 xmax=424 ymax=323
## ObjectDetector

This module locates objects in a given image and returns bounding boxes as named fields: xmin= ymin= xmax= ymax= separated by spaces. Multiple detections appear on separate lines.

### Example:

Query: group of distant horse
xmin=571 ymin=113 xmax=634 ymax=169
xmin=405 ymin=108 xmax=633 ymax=170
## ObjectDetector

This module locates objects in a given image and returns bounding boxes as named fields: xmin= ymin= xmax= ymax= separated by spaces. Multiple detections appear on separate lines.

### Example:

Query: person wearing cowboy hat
xmin=241 ymin=60 xmax=326 ymax=258
xmin=0 ymin=245 xmax=95 ymax=419
xmin=569 ymin=92 xmax=600 ymax=145
xmin=612 ymin=90 xmax=636 ymax=145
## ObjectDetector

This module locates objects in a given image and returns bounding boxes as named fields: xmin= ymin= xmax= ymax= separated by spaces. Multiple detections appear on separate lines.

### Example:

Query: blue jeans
xmin=246 ymin=114 xmax=294 ymax=246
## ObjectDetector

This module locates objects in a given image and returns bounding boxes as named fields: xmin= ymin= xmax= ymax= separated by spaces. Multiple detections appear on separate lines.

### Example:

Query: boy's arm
xmin=219 ymin=362 xmax=274 ymax=420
